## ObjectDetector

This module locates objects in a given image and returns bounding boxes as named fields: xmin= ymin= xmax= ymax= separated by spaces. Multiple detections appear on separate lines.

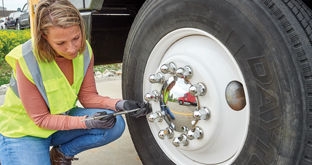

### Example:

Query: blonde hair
xmin=34 ymin=0 xmax=86 ymax=62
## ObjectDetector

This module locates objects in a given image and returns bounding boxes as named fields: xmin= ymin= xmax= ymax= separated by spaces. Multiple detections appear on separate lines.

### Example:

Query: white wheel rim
xmin=143 ymin=28 xmax=250 ymax=164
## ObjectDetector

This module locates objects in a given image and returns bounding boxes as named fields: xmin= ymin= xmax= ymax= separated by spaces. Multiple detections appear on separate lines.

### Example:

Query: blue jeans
xmin=0 ymin=107 xmax=125 ymax=165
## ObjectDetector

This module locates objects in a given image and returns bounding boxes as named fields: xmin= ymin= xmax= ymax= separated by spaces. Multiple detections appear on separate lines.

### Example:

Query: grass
xmin=0 ymin=29 xmax=31 ymax=86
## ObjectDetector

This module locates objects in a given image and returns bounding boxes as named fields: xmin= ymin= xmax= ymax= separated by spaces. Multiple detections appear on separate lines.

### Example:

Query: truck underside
xmin=78 ymin=0 xmax=144 ymax=65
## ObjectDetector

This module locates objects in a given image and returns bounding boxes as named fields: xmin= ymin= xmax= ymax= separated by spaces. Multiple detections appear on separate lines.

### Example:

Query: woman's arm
xmin=78 ymin=55 xmax=120 ymax=110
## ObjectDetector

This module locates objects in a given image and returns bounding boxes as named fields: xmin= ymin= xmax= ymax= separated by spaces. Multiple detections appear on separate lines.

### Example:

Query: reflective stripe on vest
xmin=9 ymin=40 xmax=91 ymax=109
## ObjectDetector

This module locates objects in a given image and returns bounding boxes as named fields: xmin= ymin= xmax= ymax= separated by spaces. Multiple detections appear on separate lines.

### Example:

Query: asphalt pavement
xmin=0 ymin=77 xmax=143 ymax=165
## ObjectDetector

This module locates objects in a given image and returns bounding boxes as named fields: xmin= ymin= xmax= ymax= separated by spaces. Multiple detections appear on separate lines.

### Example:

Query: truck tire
xmin=122 ymin=0 xmax=312 ymax=164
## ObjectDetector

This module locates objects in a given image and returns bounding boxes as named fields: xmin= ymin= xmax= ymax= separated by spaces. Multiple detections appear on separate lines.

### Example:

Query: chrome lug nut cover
xmin=158 ymin=130 xmax=166 ymax=139
xmin=159 ymin=128 xmax=174 ymax=139
xmin=193 ymin=107 xmax=210 ymax=120
xmin=149 ymin=72 xmax=165 ymax=84
xmin=176 ymin=66 xmax=192 ymax=80
xmin=193 ymin=126 xmax=203 ymax=139
xmin=144 ymin=90 xmax=160 ymax=102
xmin=189 ymin=82 xmax=207 ymax=96
xmin=147 ymin=111 xmax=163 ymax=122
xmin=172 ymin=134 xmax=189 ymax=147
xmin=160 ymin=62 xmax=177 ymax=74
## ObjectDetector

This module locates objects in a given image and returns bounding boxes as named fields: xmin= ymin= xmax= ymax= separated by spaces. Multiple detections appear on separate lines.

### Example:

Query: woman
xmin=0 ymin=0 xmax=149 ymax=165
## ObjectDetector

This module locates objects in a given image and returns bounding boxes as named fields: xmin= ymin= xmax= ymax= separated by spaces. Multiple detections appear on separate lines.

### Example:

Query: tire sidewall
xmin=123 ymin=0 xmax=303 ymax=164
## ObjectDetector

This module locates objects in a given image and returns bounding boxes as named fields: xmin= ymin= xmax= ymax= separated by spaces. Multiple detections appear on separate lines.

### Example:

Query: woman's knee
xmin=112 ymin=115 xmax=125 ymax=138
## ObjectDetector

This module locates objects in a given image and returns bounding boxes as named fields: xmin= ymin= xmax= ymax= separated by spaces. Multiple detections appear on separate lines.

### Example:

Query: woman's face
xmin=44 ymin=25 xmax=82 ymax=60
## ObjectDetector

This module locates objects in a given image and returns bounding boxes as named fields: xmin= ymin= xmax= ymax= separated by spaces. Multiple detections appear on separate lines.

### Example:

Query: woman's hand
xmin=116 ymin=100 xmax=151 ymax=118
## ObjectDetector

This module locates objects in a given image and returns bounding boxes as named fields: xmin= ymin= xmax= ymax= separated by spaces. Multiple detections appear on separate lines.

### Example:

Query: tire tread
xmin=264 ymin=0 xmax=312 ymax=164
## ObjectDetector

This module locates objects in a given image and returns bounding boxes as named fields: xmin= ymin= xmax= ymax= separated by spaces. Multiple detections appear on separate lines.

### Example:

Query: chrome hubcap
xmin=143 ymin=28 xmax=250 ymax=164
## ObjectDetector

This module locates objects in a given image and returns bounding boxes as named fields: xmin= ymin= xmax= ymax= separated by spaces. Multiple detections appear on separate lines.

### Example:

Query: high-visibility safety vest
xmin=0 ymin=40 xmax=92 ymax=138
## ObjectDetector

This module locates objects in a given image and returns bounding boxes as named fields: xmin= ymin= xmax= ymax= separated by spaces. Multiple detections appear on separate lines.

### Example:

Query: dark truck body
xmin=73 ymin=0 xmax=144 ymax=65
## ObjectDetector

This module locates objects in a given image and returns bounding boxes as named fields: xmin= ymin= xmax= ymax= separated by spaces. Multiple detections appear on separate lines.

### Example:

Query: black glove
xmin=116 ymin=100 xmax=151 ymax=118
xmin=85 ymin=111 xmax=116 ymax=129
